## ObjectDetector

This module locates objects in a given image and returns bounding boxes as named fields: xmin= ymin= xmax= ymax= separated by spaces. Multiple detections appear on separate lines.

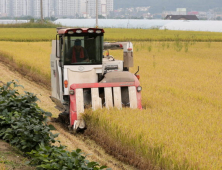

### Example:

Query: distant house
xmin=165 ymin=15 xmax=199 ymax=20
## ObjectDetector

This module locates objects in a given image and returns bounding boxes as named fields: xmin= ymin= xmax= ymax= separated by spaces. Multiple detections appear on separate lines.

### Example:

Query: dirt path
xmin=0 ymin=140 xmax=34 ymax=170
xmin=0 ymin=62 xmax=137 ymax=170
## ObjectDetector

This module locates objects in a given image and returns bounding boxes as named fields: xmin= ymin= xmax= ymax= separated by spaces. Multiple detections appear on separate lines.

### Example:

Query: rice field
xmin=85 ymin=41 xmax=222 ymax=169
xmin=104 ymin=28 xmax=222 ymax=42
xmin=1 ymin=28 xmax=222 ymax=42
xmin=0 ymin=28 xmax=55 ymax=42
xmin=0 ymin=41 xmax=52 ymax=81
xmin=0 ymin=28 xmax=222 ymax=169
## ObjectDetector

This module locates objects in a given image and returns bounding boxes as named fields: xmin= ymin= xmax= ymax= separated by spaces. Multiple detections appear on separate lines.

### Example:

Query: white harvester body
xmin=50 ymin=28 xmax=142 ymax=131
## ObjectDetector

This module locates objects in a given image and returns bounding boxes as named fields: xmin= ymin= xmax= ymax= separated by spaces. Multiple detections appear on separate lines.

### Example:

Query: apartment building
xmin=0 ymin=0 xmax=7 ymax=16
xmin=81 ymin=0 xmax=113 ymax=18
xmin=106 ymin=0 xmax=113 ymax=16
xmin=0 ymin=0 xmax=34 ymax=17
xmin=0 ymin=0 xmax=113 ymax=18
xmin=0 ymin=0 xmax=12 ymax=17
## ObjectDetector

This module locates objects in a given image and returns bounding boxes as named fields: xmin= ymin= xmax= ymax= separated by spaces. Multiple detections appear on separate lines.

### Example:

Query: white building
xmin=0 ymin=0 xmax=33 ymax=17
xmin=0 ymin=0 xmax=7 ymax=16
xmin=0 ymin=0 xmax=113 ymax=18
xmin=88 ymin=0 xmax=113 ymax=18
xmin=106 ymin=0 xmax=113 ymax=16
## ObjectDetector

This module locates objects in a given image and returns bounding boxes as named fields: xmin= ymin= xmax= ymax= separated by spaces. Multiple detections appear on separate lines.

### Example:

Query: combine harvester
xmin=50 ymin=27 xmax=142 ymax=132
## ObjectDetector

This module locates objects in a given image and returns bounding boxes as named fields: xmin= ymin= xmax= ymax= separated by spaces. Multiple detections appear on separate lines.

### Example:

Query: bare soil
xmin=0 ymin=140 xmax=34 ymax=170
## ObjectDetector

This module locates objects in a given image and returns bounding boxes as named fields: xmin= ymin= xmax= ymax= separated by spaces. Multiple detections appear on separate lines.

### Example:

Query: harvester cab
xmin=50 ymin=28 xmax=142 ymax=132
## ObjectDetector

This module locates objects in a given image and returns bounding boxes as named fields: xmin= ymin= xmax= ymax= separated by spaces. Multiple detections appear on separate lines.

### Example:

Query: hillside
xmin=114 ymin=0 xmax=222 ymax=13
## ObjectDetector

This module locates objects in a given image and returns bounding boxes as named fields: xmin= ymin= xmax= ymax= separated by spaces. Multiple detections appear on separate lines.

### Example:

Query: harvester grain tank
xmin=50 ymin=28 xmax=142 ymax=132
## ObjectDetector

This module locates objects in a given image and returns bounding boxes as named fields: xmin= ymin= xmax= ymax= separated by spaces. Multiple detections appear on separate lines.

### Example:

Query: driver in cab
xmin=66 ymin=39 xmax=89 ymax=63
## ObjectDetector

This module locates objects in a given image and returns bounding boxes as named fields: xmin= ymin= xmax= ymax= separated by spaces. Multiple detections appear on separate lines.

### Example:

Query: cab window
xmin=63 ymin=35 xmax=103 ymax=65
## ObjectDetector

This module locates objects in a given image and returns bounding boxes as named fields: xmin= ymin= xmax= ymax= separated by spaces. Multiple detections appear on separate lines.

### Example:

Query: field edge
xmin=0 ymin=53 xmax=50 ymax=90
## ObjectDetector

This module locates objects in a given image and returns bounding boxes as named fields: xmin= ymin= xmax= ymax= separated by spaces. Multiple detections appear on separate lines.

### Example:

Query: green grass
xmin=0 ymin=21 xmax=62 ymax=28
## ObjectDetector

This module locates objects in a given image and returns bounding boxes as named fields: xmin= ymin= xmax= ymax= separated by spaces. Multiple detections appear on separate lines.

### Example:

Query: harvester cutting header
xmin=50 ymin=27 xmax=142 ymax=132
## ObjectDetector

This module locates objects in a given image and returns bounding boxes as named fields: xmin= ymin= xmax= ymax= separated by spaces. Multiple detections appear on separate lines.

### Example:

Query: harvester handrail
xmin=70 ymin=78 xmax=140 ymax=90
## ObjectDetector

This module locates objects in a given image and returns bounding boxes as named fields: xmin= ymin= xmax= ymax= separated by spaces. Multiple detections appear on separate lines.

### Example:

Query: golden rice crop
xmin=104 ymin=28 xmax=222 ymax=42
xmin=1 ymin=28 xmax=222 ymax=42
xmin=0 ymin=28 xmax=55 ymax=42
xmin=85 ymin=41 xmax=222 ymax=169
xmin=0 ymin=41 xmax=52 ymax=81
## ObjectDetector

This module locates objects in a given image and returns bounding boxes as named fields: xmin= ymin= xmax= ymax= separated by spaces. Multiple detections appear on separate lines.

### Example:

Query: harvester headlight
xmin=69 ymin=90 xmax=74 ymax=95
xmin=76 ymin=30 xmax=82 ymax=33
xmin=88 ymin=29 xmax=94 ymax=33
xmin=68 ymin=31 xmax=74 ymax=34
xmin=137 ymin=86 xmax=142 ymax=92
xmin=96 ymin=30 xmax=102 ymax=34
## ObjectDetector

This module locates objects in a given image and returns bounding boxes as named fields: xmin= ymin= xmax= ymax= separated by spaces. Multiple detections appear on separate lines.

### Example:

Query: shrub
xmin=0 ymin=80 xmax=58 ymax=152
xmin=0 ymin=80 xmax=108 ymax=170
xmin=27 ymin=144 xmax=108 ymax=170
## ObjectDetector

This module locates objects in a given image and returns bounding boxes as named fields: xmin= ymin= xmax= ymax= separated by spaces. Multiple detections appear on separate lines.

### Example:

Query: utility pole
xmin=40 ymin=0 xmax=43 ymax=23
xmin=96 ymin=0 xmax=98 ymax=27
xmin=86 ymin=0 xmax=88 ymax=18
xmin=106 ymin=0 xmax=107 ymax=19
xmin=48 ymin=0 xmax=50 ymax=18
